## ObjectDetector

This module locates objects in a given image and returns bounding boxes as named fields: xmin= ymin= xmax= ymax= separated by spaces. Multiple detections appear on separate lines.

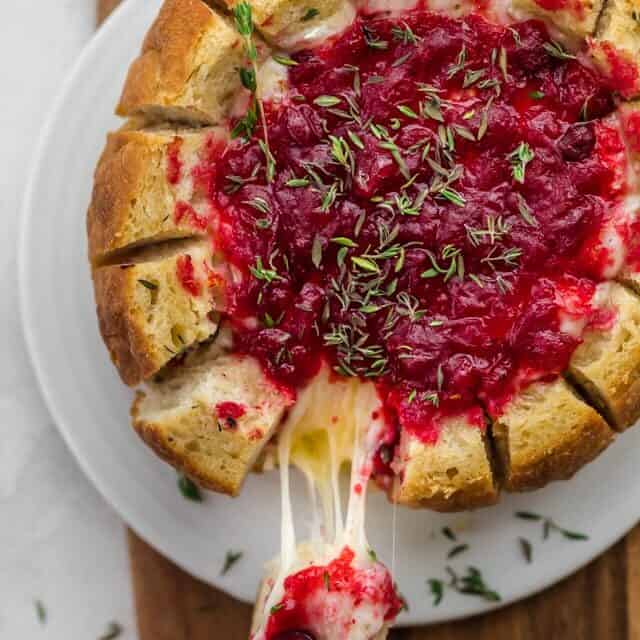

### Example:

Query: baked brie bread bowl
xmin=88 ymin=0 xmax=640 ymax=634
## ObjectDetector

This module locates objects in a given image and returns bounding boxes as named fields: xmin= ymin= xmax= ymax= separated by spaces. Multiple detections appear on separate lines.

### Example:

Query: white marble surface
xmin=0 ymin=2 xmax=136 ymax=638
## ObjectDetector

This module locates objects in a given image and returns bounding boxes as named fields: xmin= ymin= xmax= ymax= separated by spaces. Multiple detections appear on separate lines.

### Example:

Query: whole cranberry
xmin=557 ymin=123 xmax=595 ymax=162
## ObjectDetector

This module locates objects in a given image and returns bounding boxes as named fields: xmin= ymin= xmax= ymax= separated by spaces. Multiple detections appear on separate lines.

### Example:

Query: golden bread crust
xmin=512 ymin=0 xmax=604 ymax=38
xmin=568 ymin=282 xmax=640 ymax=430
xmin=116 ymin=0 xmax=246 ymax=124
xmin=132 ymin=349 xmax=293 ymax=495
xmin=93 ymin=240 xmax=219 ymax=386
xmin=492 ymin=378 xmax=614 ymax=492
xmin=394 ymin=413 xmax=499 ymax=511
xmin=87 ymin=127 xmax=220 ymax=264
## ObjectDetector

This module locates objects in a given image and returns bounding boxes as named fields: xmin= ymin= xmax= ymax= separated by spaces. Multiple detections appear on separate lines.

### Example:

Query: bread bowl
xmin=88 ymin=0 xmax=640 ymax=634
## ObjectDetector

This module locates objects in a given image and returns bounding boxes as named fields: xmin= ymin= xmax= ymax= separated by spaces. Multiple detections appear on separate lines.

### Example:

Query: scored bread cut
xmin=589 ymin=0 xmax=640 ymax=98
xmin=491 ymin=378 xmax=614 ymax=492
xmin=567 ymin=282 xmax=640 ymax=430
xmin=512 ymin=0 xmax=604 ymax=38
xmin=132 ymin=334 xmax=294 ymax=495
xmin=93 ymin=239 xmax=224 ymax=386
xmin=116 ymin=0 xmax=250 ymax=124
xmin=88 ymin=125 xmax=226 ymax=264
xmin=392 ymin=412 xmax=499 ymax=511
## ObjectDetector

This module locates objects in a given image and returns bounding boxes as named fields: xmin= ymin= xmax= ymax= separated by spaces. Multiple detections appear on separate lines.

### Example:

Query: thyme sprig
xmin=233 ymin=2 xmax=275 ymax=181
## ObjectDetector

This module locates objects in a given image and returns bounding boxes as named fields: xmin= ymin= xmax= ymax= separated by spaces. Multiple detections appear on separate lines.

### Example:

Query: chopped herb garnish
xmin=314 ymin=95 xmax=342 ymax=107
xmin=301 ymin=7 xmax=319 ymax=20
xmin=448 ymin=543 xmax=470 ymax=559
xmin=250 ymin=256 xmax=282 ymax=283
xmin=178 ymin=475 xmax=202 ymax=502
xmin=286 ymin=177 xmax=310 ymax=187
xmin=391 ymin=22 xmax=421 ymax=45
xmin=397 ymin=104 xmax=419 ymax=119
xmin=442 ymin=526 xmax=457 ymax=541
xmin=221 ymin=550 xmax=244 ymax=575
xmin=99 ymin=622 xmax=123 ymax=640
xmin=273 ymin=53 xmax=298 ymax=66
xmin=312 ymin=235 xmax=323 ymax=268
xmin=530 ymin=90 xmax=545 ymax=100
xmin=519 ymin=537 xmax=533 ymax=563
xmin=447 ymin=566 xmax=501 ymax=602
xmin=507 ymin=142 xmax=534 ymax=184
xmin=515 ymin=511 xmax=589 ymax=541
xmin=35 ymin=600 xmax=46 ymax=625
xmin=543 ymin=40 xmax=576 ymax=60
xmin=428 ymin=579 xmax=444 ymax=605
xmin=270 ymin=602 xmax=284 ymax=614
xmin=256 ymin=218 xmax=271 ymax=229
xmin=138 ymin=279 xmax=158 ymax=291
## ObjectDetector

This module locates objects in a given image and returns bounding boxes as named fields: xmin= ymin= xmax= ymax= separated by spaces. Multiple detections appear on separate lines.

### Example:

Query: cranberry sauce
xmin=199 ymin=10 xmax=624 ymax=441
xmin=265 ymin=547 xmax=402 ymax=638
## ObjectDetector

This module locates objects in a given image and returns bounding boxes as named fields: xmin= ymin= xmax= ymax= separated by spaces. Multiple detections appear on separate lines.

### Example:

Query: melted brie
xmin=251 ymin=370 xmax=395 ymax=640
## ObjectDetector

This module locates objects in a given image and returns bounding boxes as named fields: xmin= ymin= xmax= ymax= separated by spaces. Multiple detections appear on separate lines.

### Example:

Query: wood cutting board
xmin=97 ymin=2 xmax=640 ymax=637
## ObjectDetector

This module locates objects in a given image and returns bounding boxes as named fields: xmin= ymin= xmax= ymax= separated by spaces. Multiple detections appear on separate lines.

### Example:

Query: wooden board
xmin=97 ymin=2 xmax=640 ymax=637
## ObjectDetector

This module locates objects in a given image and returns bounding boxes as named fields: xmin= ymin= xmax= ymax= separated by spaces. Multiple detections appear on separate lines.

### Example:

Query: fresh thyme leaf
xmin=331 ymin=236 xmax=358 ymax=247
xmin=519 ymin=537 xmax=533 ymax=563
xmin=250 ymin=256 xmax=282 ymax=283
xmin=362 ymin=24 xmax=388 ymax=50
xmin=543 ymin=40 xmax=576 ymax=60
xmin=178 ymin=475 xmax=202 ymax=502
xmin=312 ymin=234 xmax=323 ymax=268
xmin=270 ymin=602 xmax=284 ymax=614
xmin=35 ymin=600 xmax=46 ymax=625
xmin=447 ymin=544 xmax=470 ymax=559
xmin=559 ymin=529 xmax=589 ymax=541
xmin=391 ymin=22 xmax=420 ymax=45
xmin=314 ymin=95 xmax=342 ymax=107
xmin=99 ymin=622 xmax=123 ymax=640
xmin=428 ymin=579 xmax=444 ymax=606
xmin=448 ymin=566 xmax=501 ymax=602
xmin=233 ymin=1 xmax=254 ymax=38
xmin=138 ymin=279 xmax=158 ymax=291
xmin=245 ymin=196 xmax=270 ymax=213
xmin=507 ymin=142 xmax=534 ymax=184
xmin=239 ymin=66 xmax=256 ymax=92
xmin=352 ymin=256 xmax=380 ymax=272
xmin=368 ymin=548 xmax=378 ymax=561
xmin=348 ymin=130 xmax=365 ymax=150
xmin=439 ymin=187 xmax=466 ymax=207
xmin=442 ymin=526 xmax=457 ymax=541
xmin=255 ymin=218 xmax=271 ymax=229
xmin=516 ymin=193 xmax=538 ymax=226
xmin=397 ymin=104 xmax=419 ymax=119
xmin=515 ymin=511 xmax=543 ymax=521
xmin=499 ymin=46 xmax=508 ymax=79
xmin=273 ymin=53 xmax=298 ymax=66
xmin=301 ymin=7 xmax=319 ymax=20
xmin=530 ymin=90 xmax=545 ymax=100
xmin=221 ymin=550 xmax=244 ymax=575
xmin=286 ymin=177 xmax=310 ymax=187
xmin=258 ymin=139 xmax=276 ymax=182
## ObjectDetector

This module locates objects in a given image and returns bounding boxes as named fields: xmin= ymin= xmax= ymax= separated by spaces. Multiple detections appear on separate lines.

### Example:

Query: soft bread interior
xmin=568 ymin=282 xmax=640 ymax=430
xmin=133 ymin=332 xmax=293 ymax=495
xmin=93 ymin=238 xmax=223 ymax=385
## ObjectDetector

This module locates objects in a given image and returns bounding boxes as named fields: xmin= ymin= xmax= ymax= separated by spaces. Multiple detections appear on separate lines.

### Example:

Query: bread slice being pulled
xmin=132 ymin=332 xmax=294 ymax=495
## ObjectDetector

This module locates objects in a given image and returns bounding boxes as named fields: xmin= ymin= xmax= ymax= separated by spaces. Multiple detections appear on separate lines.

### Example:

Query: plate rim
xmin=17 ymin=0 xmax=640 ymax=625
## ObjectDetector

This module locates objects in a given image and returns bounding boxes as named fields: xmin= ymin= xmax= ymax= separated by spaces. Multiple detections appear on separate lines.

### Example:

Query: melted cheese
xmin=251 ymin=370 xmax=394 ymax=639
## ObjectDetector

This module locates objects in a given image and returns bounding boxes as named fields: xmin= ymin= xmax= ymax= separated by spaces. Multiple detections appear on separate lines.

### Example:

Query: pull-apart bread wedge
xmin=117 ymin=0 xmax=252 ymax=124
xmin=93 ymin=238 xmax=225 ymax=386
xmin=88 ymin=126 xmax=227 ymax=264
xmin=132 ymin=333 xmax=294 ymax=495
xmin=90 ymin=0 xmax=640 ymax=633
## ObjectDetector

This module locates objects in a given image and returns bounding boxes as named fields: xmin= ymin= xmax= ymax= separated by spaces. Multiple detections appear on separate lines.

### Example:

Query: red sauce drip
xmin=167 ymin=136 xmax=183 ymax=185
xmin=174 ymin=201 xmax=209 ymax=230
xmin=265 ymin=547 xmax=402 ymax=638
xmin=216 ymin=401 xmax=246 ymax=428
xmin=198 ymin=10 xmax=623 ymax=443
xmin=176 ymin=255 xmax=202 ymax=297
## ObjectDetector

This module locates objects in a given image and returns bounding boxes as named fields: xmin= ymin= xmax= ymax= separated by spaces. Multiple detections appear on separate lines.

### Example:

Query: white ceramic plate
xmin=18 ymin=0 xmax=640 ymax=625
